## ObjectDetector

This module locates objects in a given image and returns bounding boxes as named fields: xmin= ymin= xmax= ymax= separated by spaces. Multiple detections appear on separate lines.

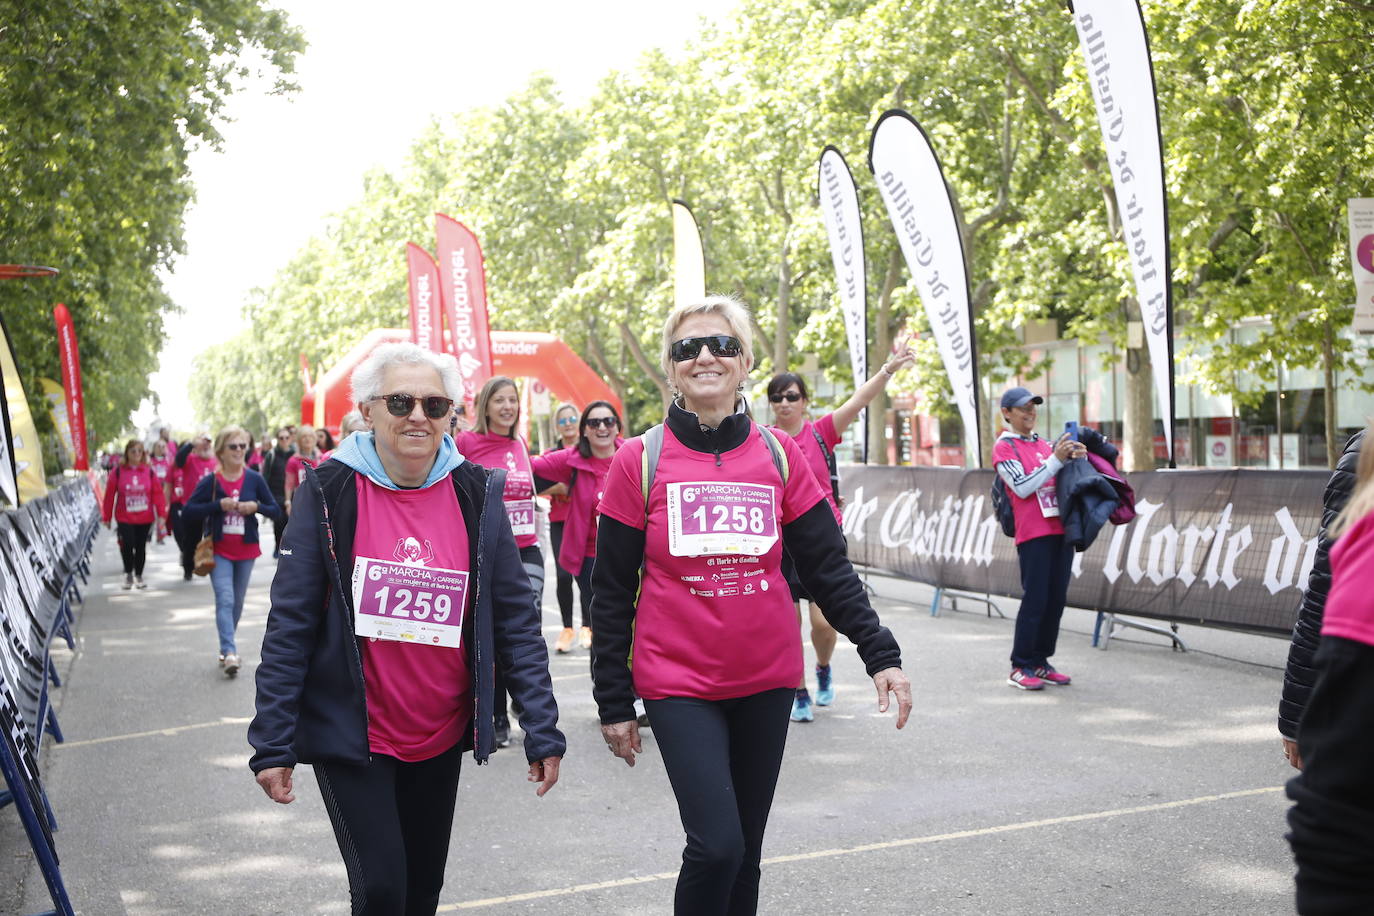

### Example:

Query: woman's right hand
xmin=601 ymin=720 xmax=642 ymax=767
xmin=220 ymin=496 xmax=239 ymax=513
xmin=256 ymin=766 xmax=296 ymax=804
xmin=1053 ymin=434 xmax=1086 ymax=462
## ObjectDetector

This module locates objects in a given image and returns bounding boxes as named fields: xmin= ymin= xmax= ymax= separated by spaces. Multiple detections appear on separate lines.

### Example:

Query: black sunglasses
xmin=584 ymin=416 xmax=619 ymax=430
xmin=669 ymin=335 xmax=742 ymax=362
xmin=225 ymin=442 xmax=248 ymax=451
xmin=769 ymin=392 xmax=802 ymax=403
xmin=370 ymin=393 xmax=455 ymax=419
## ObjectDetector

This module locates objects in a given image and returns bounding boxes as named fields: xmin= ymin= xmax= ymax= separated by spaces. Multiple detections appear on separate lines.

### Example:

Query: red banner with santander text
xmin=434 ymin=214 xmax=494 ymax=414
xmin=405 ymin=243 xmax=443 ymax=353
xmin=52 ymin=303 xmax=88 ymax=471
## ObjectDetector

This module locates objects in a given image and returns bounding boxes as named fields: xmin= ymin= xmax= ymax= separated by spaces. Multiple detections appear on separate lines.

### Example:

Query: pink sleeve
xmin=779 ymin=435 xmax=827 ymax=524
xmin=455 ymin=431 xmax=476 ymax=454
xmin=101 ymin=468 xmax=117 ymax=522
xmin=530 ymin=448 xmax=572 ymax=484
xmin=1324 ymin=513 xmax=1374 ymax=648
xmin=816 ymin=413 xmax=841 ymax=449
xmin=596 ymin=439 xmax=649 ymax=531
xmin=151 ymin=469 xmax=167 ymax=518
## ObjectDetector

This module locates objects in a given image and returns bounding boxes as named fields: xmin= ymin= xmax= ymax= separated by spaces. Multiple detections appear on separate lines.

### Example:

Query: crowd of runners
xmin=92 ymin=293 xmax=1374 ymax=914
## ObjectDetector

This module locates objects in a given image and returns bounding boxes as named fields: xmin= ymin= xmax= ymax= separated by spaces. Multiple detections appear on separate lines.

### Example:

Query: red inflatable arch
xmin=301 ymin=329 xmax=622 ymax=435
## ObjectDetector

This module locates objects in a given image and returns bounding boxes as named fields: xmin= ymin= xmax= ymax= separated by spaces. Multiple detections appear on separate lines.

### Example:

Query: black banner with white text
xmin=840 ymin=466 xmax=1325 ymax=635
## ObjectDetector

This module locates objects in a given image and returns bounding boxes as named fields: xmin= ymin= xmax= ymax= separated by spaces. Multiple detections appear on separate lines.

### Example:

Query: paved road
xmin=3 ymin=528 xmax=1298 ymax=914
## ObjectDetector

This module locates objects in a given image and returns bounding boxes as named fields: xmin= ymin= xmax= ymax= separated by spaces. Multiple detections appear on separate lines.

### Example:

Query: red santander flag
xmin=406 ymin=243 xmax=443 ymax=353
xmin=52 ymin=303 xmax=89 ymax=470
xmin=434 ymin=214 xmax=494 ymax=415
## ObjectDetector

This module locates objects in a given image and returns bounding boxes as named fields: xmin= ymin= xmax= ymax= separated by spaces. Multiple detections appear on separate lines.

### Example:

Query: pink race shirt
xmin=285 ymin=453 xmax=319 ymax=490
xmin=1323 ymin=510 xmax=1374 ymax=649
xmin=457 ymin=431 xmax=538 ymax=549
xmin=992 ymin=434 xmax=1065 ymax=544
xmin=354 ymin=475 xmax=473 ymax=761
xmin=598 ymin=424 xmax=827 ymax=701
xmin=774 ymin=413 xmax=842 ymax=524
xmin=105 ymin=464 xmax=162 ymax=525
xmin=175 ymin=452 xmax=216 ymax=503
xmin=212 ymin=473 xmax=259 ymax=561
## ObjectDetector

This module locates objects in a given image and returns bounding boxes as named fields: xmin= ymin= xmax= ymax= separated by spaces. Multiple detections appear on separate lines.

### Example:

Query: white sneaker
xmin=223 ymin=654 xmax=241 ymax=677
xmin=134 ymin=576 xmax=147 ymax=589
xmin=122 ymin=574 xmax=133 ymax=590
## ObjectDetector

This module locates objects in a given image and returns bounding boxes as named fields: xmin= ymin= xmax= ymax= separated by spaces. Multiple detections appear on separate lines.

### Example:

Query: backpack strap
xmin=809 ymin=425 xmax=839 ymax=503
xmin=639 ymin=424 xmax=666 ymax=524
xmin=640 ymin=423 xmax=790 ymax=523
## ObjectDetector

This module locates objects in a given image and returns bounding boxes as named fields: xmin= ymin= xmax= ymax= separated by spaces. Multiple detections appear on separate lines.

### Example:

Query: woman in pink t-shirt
xmin=456 ymin=376 xmax=544 ymax=748
xmin=171 ymin=432 xmax=217 ymax=580
xmin=101 ymin=439 xmax=167 ymax=589
xmin=249 ymin=343 xmax=564 ymax=912
xmin=538 ymin=402 xmax=581 ymax=652
xmin=766 ymin=338 xmax=914 ymax=723
xmin=591 ymin=295 xmax=912 ymax=915
xmin=531 ymin=400 xmax=623 ymax=655
xmin=283 ymin=425 xmax=322 ymax=515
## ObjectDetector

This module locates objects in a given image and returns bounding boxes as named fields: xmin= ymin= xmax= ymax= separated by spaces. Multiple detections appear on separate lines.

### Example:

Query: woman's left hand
xmin=872 ymin=667 xmax=913 ymax=729
xmin=883 ymin=335 xmax=917 ymax=376
xmin=527 ymin=756 xmax=562 ymax=796
xmin=602 ymin=719 xmax=642 ymax=766
xmin=237 ymin=500 xmax=258 ymax=516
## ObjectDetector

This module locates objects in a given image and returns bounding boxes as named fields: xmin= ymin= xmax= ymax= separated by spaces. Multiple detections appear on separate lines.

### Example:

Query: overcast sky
xmin=141 ymin=0 xmax=740 ymax=431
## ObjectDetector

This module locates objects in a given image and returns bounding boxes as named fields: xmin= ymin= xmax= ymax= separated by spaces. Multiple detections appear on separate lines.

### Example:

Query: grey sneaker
xmin=122 ymin=573 xmax=133 ymax=590
xmin=223 ymin=654 xmax=241 ymax=677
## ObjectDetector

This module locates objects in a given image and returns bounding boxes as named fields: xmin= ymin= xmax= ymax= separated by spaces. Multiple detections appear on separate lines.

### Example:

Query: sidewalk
xmin=4 ymin=530 xmax=1298 ymax=914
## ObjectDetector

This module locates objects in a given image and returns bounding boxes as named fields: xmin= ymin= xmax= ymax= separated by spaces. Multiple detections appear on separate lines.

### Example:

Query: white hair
xmin=350 ymin=342 xmax=462 ymax=405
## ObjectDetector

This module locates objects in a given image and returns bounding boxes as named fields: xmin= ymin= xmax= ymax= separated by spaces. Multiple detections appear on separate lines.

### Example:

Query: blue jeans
xmin=210 ymin=555 xmax=255 ymax=656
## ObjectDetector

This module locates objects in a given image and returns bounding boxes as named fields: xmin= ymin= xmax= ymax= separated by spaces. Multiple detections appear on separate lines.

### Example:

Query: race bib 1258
xmin=666 ymin=481 xmax=778 ymax=557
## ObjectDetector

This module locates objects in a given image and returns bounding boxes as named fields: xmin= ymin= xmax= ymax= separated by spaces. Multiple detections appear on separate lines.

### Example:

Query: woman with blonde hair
xmin=538 ymin=402 xmax=583 ymax=652
xmin=184 ymin=426 xmax=280 ymax=677
xmin=456 ymin=376 xmax=544 ymax=747
xmin=591 ymin=295 xmax=911 ymax=914
xmin=283 ymin=425 xmax=322 ymax=515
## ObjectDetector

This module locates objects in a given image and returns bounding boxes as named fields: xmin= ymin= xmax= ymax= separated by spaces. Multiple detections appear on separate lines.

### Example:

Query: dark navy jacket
xmin=248 ymin=458 xmax=565 ymax=773
xmin=1054 ymin=428 xmax=1122 ymax=552
xmin=183 ymin=469 xmax=281 ymax=544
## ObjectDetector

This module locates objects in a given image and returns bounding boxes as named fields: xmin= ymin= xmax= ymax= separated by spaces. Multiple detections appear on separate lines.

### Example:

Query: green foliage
xmin=204 ymin=0 xmax=1374 ymax=451
xmin=0 ymin=0 xmax=302 ymax=449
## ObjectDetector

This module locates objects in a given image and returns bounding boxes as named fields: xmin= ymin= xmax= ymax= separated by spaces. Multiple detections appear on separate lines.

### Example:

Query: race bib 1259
xmin=350 ymin=557 xmax=469 ymax=648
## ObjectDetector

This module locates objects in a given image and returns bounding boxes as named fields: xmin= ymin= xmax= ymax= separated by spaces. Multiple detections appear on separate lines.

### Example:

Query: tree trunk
xmin=1122 ymin=338 xmax=1155 ymax=472
xmin=619 ymin=321 xmax=672 ymax=412
xmin=1324 ymin=315 xmax=1339 ymax=469
xmin=773 ymin=236 xmax=792 ymax=374
xmin=869 ymin=248 xmax=903 ymax=465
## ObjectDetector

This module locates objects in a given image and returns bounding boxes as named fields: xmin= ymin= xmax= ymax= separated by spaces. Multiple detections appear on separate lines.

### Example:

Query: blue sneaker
xmin=815 ymin=664 xmax=835 ymax=706
xmin=790 ymin=689 xmax=814 ymax=722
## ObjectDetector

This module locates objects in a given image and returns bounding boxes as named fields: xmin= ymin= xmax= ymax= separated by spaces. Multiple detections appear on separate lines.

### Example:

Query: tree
xmin=0 ymin=0 xmax=302 ymax=448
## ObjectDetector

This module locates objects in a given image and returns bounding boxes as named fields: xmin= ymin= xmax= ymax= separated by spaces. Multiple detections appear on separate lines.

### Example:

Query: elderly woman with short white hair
xmin=249 ymin=342 xmax=564 ymax=913
xmin=591 ymin=295 xmax=912 ymax=915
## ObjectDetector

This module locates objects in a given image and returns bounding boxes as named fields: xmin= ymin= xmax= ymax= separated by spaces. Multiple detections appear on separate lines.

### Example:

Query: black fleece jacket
xmin=1279 ymin=430 xmax=1364 ymax=739
xmin=590 ymin=402 xmax=903 ymax=725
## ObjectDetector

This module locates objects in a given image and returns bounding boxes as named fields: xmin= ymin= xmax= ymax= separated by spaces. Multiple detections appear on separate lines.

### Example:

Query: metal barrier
xmin=0 ymin=480 xmax=100 ymax=916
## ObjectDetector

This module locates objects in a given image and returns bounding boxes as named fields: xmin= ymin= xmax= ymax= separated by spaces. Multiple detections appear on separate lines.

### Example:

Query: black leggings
xmin=549 ymin=521 xmax=586 ymax=628
xmin=116 ymin=522 xmax=150 ymax=576
xmin=315 ymin=745 xmax=463 ymax=915
xmin=644 ymin=688 xmax=794 ymax=915
xmin=169 ymin=503 xmax=196 ymax=576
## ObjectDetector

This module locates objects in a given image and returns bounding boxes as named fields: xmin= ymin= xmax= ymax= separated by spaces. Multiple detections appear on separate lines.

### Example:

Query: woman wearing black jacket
xmin=1278 ymin=429 xmax=1364 ymax=768
xmin=249 ymin=344 xmax=564 ymax=914
xmin=591 ymin=296 xmax=911 ymax=915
